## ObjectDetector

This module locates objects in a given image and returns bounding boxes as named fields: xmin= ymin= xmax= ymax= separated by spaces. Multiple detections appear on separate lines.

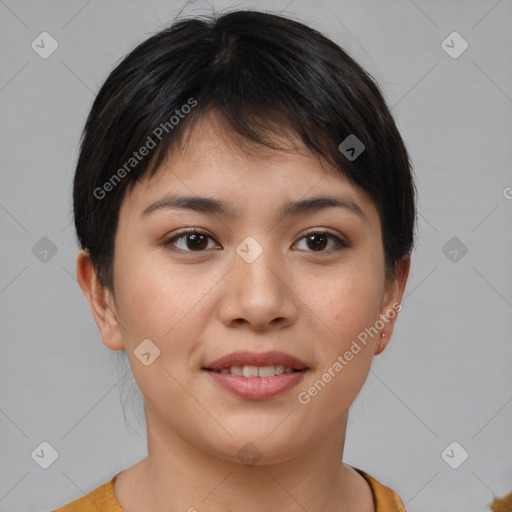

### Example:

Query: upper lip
xmin=203 ymin=351 xmax=309 ymax=371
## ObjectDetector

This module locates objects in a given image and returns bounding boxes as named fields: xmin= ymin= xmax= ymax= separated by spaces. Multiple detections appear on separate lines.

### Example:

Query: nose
xmin=218 ymin=246 xmax=299 ymax=332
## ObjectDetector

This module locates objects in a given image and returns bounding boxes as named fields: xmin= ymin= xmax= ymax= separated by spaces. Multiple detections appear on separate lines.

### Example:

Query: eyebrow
xmin=141 ymin=194 xmax=366 ymax=221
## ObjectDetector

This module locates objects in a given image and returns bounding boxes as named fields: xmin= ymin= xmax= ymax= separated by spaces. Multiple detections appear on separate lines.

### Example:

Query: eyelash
xmin=162 ymin=228 xmax=350 ymax=254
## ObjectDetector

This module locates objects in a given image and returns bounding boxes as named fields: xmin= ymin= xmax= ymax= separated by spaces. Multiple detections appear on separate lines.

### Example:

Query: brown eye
xmin=184 ymin=232 xmax=209 ymax=250
xmin=306 ymin=234 xmax=328 ymax=251
xmin=163 ymin=229 xmax=349 ymax=254
xmin=164 ymin=229 xmax=218 ymax=252
xmin=295 ymin=231 xmax=349 ymax=252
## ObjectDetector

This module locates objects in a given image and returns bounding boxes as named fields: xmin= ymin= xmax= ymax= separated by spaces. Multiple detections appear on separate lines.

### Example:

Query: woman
xmin=54 ymin=9 xmax=414 ymax=511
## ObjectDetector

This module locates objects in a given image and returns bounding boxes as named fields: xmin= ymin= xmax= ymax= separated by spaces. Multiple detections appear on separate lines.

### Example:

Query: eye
xmin=163 ymin=229 xmax=220 ymax=252
xmin=162 ymin=228 xmax=350 ymax=253
xmin=294 ymin=230 xmax=350 ymax=252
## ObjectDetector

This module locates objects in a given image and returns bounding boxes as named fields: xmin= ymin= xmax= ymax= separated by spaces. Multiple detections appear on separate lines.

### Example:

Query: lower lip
xmin=204 ymin=369 xmax=308 ymax=399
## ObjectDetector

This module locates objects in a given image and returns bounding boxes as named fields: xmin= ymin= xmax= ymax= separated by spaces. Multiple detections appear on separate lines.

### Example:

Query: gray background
xmin=1 ymin=0 xmax=511 ymax=511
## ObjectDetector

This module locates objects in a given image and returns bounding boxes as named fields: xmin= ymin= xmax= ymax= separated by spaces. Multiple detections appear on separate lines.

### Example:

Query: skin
xmin=77 ymin=110 xmax=410 ymax=512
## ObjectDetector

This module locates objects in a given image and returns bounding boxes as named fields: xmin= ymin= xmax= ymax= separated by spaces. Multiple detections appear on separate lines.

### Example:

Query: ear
xmin=375 ymin=254 xmax=410 ymax=355
xmin=76 ymin=249 xmax=125 ymax=351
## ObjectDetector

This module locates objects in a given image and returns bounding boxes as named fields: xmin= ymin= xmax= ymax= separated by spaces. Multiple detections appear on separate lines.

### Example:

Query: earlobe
xmin=375 ymin=331 xmax=387 ymax=355
xmin=76 ymin=249 xmax=125 ymax=351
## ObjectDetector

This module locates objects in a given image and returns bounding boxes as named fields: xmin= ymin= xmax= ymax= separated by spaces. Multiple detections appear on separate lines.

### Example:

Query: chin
xmin=198 ymin=426 xmax=311 ymax=466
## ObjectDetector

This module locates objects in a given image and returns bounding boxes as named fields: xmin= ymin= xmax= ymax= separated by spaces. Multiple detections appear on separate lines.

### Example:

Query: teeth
xmin=243 ymin=365 xmax=259 ymax=377
xmin=216 ymin=365 xmax=299 ymax=377
xmin=258 ymin=365 xmax=275 ymax=377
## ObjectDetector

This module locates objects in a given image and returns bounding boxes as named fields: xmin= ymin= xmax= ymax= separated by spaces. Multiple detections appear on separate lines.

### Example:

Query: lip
xmin=204 ymin=369 xmax=308 ymax=399
xmin=203 ymin=350 xmax=309 ymax=371
xmin=202 ymin=350 xmax=309 ymax=400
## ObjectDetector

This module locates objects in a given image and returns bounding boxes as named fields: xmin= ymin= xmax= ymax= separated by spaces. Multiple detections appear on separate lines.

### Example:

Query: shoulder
xmin=50 ymin=477 xmax=122 ymax=512
xmin=352 ymin=467 xmax=407 ymax=512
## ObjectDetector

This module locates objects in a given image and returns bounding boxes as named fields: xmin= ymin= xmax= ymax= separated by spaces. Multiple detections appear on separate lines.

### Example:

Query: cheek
xmin=297 ymin=255 xmax=383 ymax=381
xmin=112 ymin=245 xmax=210 ymax=352
xmin=301 ymin=255 xmax=384 ymax=340
xmin=292 ymin=266 xmax=382 ymax=430
xmin=111 ymin=253 xmax=210 ymax=408
xmin=113 ymin=248 xmax=237 ymax=413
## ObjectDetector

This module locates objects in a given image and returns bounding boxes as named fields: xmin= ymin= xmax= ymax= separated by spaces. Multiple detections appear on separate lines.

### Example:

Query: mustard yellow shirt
xmin=52 ymin=467 xmax=406 ymax=511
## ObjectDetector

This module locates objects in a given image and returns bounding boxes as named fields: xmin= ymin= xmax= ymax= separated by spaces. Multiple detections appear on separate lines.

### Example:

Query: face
xmin=84 ymin=111 xmax=408 ymax=464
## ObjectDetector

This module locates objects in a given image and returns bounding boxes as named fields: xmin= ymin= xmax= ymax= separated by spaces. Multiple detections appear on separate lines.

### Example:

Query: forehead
xmin=171 ymin=109 xmax=334 ymax=171
xmin=118 ymin=110 xmax=377 ymax=224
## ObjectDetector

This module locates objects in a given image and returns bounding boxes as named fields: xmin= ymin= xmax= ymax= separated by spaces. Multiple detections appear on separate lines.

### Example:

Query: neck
xmin=122 ymin=406 xmax=367 ymax=512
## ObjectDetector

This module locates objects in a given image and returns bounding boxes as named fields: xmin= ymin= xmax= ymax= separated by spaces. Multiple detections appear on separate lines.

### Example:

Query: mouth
xmin=203 ymin=350 xmax=309 ymax=372
xmin=202 ymin=351 xmax=310 ymax=399
xmin=205 ymin=365 xmax=305 ymax=377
